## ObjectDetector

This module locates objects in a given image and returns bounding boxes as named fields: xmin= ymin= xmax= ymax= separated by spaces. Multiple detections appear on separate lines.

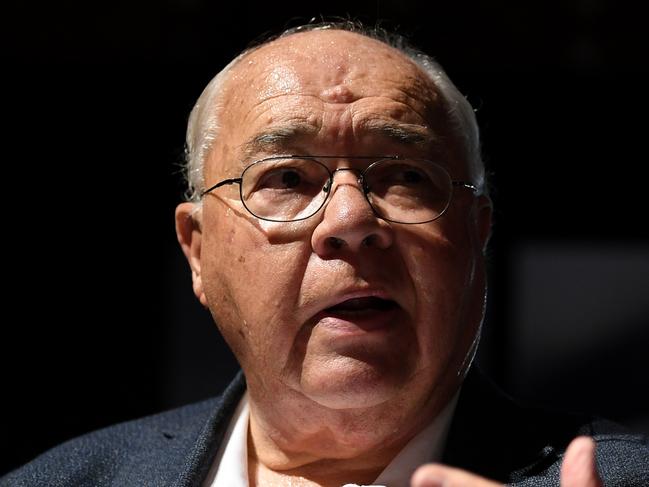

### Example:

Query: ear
xmin=175 ymin=202 xmax=208 ymax=307
xmin=473 ymin=194 xmax=493 ymax=253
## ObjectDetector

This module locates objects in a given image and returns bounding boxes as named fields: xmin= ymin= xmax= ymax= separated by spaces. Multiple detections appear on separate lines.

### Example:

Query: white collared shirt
xmin=202 ymin=392 xmax=458 ymax=487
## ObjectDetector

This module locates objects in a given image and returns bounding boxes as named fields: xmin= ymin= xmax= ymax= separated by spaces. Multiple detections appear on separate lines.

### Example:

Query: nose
xmin=311 ymin=169 xmax=394 ymax=256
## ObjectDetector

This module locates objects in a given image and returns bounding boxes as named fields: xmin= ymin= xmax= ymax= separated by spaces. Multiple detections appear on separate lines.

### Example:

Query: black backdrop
xmin=2 ymin=0 xmax=648 ymax=476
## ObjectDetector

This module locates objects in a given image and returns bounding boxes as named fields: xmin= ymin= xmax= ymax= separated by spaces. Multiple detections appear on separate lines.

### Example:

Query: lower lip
xmin=313 ymin=307 xmax=398 ymax=336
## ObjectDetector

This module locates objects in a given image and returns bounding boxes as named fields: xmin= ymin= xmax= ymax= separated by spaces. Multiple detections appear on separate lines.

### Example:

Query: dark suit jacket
xmin=2 ymin=369 xmax=648 ymax=486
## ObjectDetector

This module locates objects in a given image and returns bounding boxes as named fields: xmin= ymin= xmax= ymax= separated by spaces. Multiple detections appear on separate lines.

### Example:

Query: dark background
xmin=2 ymin=0 xmax=648 ymax=476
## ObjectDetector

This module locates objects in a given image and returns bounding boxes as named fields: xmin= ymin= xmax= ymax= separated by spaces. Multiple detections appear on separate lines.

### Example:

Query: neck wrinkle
xmin=246 ymin=388 xmax=461 ymax=486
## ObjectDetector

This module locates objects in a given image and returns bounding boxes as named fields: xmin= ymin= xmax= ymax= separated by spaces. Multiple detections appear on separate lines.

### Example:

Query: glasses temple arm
xmin=452 ymin=181 xmax=479 ymax=194
xmin=201 ymin=178 xmax=243 ymax=197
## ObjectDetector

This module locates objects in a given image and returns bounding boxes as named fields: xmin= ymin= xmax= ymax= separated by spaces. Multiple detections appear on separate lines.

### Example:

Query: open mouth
xmin=324 ymin=296 xmax=398 ymax=316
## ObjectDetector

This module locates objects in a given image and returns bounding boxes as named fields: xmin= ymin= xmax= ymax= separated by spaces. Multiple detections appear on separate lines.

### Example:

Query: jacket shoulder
xmin=1 ymin=387 xmax=237 ymax=487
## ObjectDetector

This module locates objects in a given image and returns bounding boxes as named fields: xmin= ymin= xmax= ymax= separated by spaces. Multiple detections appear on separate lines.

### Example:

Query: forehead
xmin=210 ymin=30 xmax=454 ymax=175
xmin=222 ymin=30 xmax=438 ymax=119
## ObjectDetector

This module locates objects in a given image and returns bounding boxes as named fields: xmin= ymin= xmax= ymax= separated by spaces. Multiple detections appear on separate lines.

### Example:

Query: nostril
xmin=327 ymin=237 xmax=344 ymax=249
xmin=362 ymin=235 xmax=376 ymax=247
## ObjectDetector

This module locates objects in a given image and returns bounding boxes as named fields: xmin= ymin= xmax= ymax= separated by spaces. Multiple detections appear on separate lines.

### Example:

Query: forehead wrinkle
xmin=383 ymin=80 xmax=439 ymax=122
xmin=238 ymin=93 xmax=325 ymax=131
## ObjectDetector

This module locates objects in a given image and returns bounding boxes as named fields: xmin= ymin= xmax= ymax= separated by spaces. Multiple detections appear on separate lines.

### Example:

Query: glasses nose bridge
xmin=327 ymin=167 xmax=366 ymax=192
xmin=319 ymin=166 xmax=374 ymax=220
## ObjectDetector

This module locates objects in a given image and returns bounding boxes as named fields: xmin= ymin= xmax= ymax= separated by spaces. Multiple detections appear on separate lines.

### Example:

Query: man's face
xmin=178 ymin=30 xmax=491 ymax=415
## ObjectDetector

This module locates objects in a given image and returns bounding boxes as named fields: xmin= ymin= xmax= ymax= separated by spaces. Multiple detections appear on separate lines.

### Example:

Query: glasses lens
xmin=241 ymin=158 xmax=330 ymax=221
xmin=364 ymin=159 xmax=453 ymax=223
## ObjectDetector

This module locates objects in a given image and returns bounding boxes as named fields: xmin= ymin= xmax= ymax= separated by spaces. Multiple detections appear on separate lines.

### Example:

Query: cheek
xmin=200 ymin=215 xmax=311 ymax=365
xmin=402 ymin=230 xmax=478 ymax=361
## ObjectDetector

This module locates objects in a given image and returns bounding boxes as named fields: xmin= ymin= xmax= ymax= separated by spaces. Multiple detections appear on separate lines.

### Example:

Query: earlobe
xmin=175 ymin=202 xmax=208 ymax=307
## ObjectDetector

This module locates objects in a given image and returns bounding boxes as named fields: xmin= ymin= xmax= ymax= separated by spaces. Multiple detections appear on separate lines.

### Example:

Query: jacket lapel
xmin=173 ymin=371 xmax=247 ymax=487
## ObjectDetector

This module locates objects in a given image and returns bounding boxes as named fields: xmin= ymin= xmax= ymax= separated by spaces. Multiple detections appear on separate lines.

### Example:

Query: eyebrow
xmin=241 ymin=122 xmax=319 ymax=159
xmin=240 ymin=119 xmax=442 ymax=161
xmin=362 ymin=120 xmax=440 ymax=149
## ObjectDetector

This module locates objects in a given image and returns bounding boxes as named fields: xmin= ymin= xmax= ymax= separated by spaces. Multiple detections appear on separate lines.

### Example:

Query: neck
xmin=245 ymin=381 xmax=459 ymax=486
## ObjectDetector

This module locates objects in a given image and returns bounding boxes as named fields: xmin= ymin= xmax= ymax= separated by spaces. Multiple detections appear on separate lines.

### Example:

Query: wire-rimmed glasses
xmin=201 ymin=155 xmax=478 ymax=224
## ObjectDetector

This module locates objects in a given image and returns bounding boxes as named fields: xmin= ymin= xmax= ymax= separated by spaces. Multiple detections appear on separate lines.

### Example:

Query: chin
xmin=299 ymin=356 xmax=405 ymax=410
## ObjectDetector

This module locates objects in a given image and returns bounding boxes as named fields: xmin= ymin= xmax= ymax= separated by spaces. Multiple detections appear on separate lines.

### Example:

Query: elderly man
xmin=3 ymin=22 xmax=648 ymax=487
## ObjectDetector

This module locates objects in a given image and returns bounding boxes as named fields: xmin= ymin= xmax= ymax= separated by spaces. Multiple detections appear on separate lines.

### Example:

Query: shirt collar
xmin=203 ymin=391 xmax=249 ymax=487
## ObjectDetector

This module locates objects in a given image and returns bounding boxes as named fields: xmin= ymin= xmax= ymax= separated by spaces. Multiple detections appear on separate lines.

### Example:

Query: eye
xmin=376 ymin=163 xmax=429 ymax=187
xmin=258 ymin=168 xmax=303 ymax=190
xmin=399 ymin=168 xmax=425 ymax=185
xmin=243 ymin=158 xmax=330 ymax=201
xmin=282 ymin=170 xmax=301 ymax=188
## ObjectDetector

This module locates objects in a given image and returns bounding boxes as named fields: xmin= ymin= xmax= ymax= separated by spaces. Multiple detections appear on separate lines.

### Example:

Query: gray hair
xmin=183 ymin=21 xmax=485 ymax=203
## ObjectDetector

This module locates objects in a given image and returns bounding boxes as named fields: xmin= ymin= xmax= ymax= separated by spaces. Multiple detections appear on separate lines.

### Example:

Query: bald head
xmin=222 ymin=29 xmax=436 ymax=103
xmin=184 ymin=24 xmax=484 ymax=201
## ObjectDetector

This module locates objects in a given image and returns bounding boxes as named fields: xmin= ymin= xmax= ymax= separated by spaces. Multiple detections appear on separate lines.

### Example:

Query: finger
xmin=560 ymin=436 xmax=603 ymax=487
xmin=411 ymin=463 xmax=503 ymax=487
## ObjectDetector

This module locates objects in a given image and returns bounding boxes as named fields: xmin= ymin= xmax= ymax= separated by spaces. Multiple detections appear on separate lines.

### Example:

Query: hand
xmin=410 ymin=436 xmax=602 ymax=487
